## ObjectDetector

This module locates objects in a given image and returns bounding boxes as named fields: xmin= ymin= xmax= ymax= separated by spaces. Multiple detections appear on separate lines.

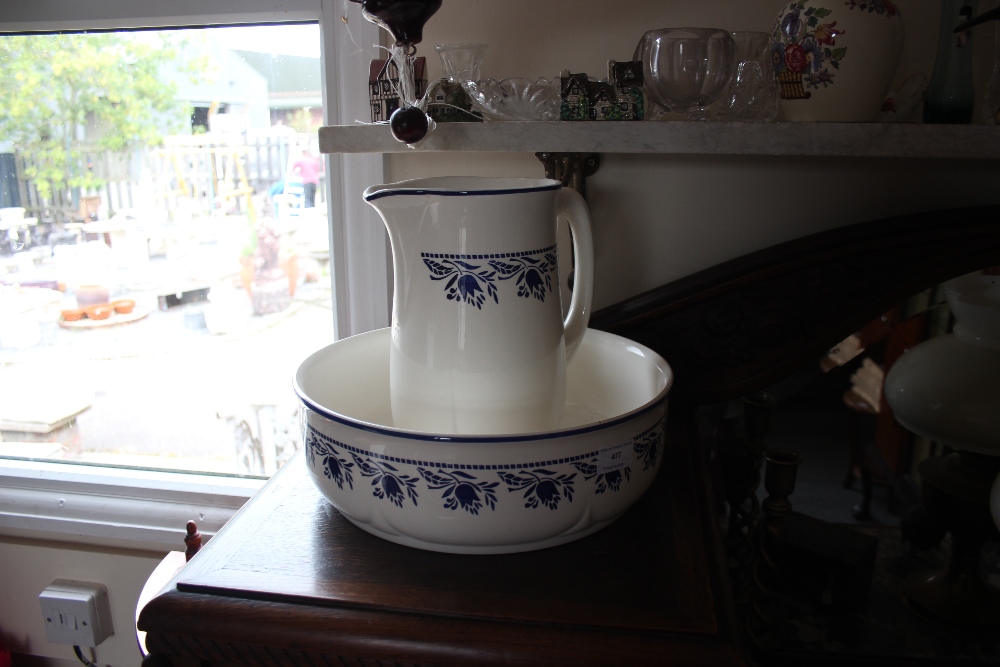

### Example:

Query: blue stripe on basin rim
xmin=307 ymin=424 xmax=606 ymax=467
xmin=293 ymin=382 xmax=669 ymax=444
xmin=364 ymin=182 xmax=561 ymax=201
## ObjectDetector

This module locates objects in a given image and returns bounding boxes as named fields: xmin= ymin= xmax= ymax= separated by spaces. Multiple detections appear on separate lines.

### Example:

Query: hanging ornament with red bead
xmin=350 ymin=0 xmax=442 ymax=145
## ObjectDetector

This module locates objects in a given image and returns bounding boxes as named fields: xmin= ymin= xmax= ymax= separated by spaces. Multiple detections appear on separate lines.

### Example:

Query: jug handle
xmin=558 ymin=188 xmax=594 ymax=361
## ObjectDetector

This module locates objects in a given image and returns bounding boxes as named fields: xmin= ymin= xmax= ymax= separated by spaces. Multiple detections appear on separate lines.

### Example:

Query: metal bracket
xmin=535 ymin=153 xmax=600 ymax=197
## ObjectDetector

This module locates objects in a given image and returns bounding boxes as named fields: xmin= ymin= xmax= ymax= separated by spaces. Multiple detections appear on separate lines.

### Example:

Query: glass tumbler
xmin=724 ymin=31 xmax=779 ymax=122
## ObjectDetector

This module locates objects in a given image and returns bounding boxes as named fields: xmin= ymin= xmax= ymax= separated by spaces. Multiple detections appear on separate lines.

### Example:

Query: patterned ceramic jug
xmin=364 ymin=177 xmax=594 ymax=435
xmin=771 ymin=0 xmax=904 ymax=121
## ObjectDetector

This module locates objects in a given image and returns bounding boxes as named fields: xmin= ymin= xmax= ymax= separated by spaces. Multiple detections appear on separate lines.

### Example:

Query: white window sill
xmin=0 ymin=458 xmax=265 ymax=552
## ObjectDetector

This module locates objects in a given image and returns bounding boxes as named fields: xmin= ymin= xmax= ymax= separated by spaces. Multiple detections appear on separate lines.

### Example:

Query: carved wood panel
xmin=590 ymin=206 xmax=1000 ymax=404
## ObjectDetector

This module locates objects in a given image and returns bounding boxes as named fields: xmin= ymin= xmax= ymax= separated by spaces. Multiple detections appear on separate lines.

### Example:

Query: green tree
xmin=286 ymin=107 xmax=320 ymax=136
xmin=0 ymin=32 xmax=190 ymax=203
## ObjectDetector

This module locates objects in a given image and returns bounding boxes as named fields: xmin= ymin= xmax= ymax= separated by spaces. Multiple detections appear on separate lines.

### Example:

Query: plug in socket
xmin=38 ymin=580 xmax=113 ymax=647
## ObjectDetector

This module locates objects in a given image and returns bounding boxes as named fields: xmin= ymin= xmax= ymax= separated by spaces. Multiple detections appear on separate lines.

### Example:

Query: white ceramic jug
xmin=364 ymin=177 xmax=594 ymax=435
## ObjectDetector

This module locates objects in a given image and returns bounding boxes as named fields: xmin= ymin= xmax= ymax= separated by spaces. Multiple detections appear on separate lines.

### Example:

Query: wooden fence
xmin=13 ymin=131 xmax=314 ymax=223
xmin=13 ymin=148 xmax=134 ymax=223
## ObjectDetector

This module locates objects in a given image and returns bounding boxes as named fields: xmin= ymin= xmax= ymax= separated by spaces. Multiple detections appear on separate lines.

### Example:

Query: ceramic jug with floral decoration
xmin=364 ymin=177 xmax=594 ymax=436
xmin=771 ymin=0 xmax=904 ymax=121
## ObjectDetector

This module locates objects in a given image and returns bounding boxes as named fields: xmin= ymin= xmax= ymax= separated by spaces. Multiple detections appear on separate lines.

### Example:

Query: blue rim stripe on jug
xmin=292 ymin=382 xmax=669 ymax=444
xmin=364 ymin=182 xmax=561 ymax=202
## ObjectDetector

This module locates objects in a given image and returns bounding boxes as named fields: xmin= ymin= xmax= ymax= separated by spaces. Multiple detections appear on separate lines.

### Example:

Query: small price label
xmin=596 ymin=442 xmax=633 ymax=474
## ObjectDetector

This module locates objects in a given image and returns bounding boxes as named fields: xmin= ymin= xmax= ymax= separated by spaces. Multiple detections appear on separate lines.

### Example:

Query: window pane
xmin=0 ymin=24 xmax=332 ymax=477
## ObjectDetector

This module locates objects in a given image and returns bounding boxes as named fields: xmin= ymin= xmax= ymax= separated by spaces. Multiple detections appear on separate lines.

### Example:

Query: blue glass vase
xmin=924 ymin=0 xmax=978 ymax=124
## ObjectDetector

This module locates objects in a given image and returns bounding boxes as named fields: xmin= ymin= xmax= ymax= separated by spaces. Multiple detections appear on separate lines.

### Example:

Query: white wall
xmin=387 ymin=0 xmax=1000 ymax=309
xmin=0 ymin=538 xmax=165 ymax=667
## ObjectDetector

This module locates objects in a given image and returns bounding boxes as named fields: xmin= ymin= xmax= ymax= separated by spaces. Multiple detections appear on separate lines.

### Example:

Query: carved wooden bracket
xmin=590 ymin=206 xmax=1000 ymax=405
xmin=535 ymin=152 xmax=600 ymax=196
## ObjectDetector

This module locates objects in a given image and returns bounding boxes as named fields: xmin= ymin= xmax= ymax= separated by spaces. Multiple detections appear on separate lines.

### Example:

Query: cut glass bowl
xmin=463 ymin=78 xmax=560 ymax=121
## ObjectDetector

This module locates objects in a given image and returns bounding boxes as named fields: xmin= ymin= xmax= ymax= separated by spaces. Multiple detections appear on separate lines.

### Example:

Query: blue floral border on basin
xmin=305 ymin=419 xmax=664 ymax=515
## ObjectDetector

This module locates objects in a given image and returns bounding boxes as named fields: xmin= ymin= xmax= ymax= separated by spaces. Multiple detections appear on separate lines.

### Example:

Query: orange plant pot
xmin=84 ymin=304 xmax=114 ymax=320
xmin=112 ymin=299 xmax=135 ymax=314
xmin=61 ymin=309 xmax=86 ymax=322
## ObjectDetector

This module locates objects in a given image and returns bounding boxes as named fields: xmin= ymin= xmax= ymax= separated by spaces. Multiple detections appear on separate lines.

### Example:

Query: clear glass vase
xmin=924 ymin=0 xmax=978 ymax=124
xmin=724 ymin=31 xmax=780 ymax=121
xmin=435 ymin=43 xmax=487 ymax=83
xmin=982 ymin=21 xmax=1000 ymax=124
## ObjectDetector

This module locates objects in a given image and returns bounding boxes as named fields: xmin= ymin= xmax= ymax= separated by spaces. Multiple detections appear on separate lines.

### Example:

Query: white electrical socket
xmin=38 ymin=580 xmax=114 ymax=648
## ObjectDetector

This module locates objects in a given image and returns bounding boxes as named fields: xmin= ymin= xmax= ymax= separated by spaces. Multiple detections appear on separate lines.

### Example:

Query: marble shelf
xmin=319 ymin=120 xmax=1000 ymax=159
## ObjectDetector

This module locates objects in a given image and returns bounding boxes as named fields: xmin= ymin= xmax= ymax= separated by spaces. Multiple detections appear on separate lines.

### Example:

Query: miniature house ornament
xmin=369 ymin=57 xmax=428 ymax=123
xmin=560 ymin=61 xmax=644 ymax=121
xmin=771 ymin=0 xmax=904 ymax=121
xmin=425 ymin=79 xmax=483 ymax=123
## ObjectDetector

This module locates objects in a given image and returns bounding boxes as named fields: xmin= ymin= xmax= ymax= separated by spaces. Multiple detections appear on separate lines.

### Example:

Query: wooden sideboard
xmin=138 ymin=408 xmax=742 ymax=666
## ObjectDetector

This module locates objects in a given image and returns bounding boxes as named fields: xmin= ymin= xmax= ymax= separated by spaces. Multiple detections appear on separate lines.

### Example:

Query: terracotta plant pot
xmin=280 ymin=251 xmax=300 ymax=298
xmin=61 ymin=309 xmax=86 ymax=322
xmin=239 ymin=256 xmax=256 ymax=299
xmin=112 ymin=299 xmax=135 ymax=314
xmin=84 ymin=304 xmax=114 ymax=320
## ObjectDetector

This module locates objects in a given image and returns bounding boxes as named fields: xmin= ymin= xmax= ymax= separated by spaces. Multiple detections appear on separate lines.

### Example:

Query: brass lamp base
xmin=903 ymin=452 xmax=1000 ymax=627
xmin=904 ymin=568 xmax=1000 ymax=627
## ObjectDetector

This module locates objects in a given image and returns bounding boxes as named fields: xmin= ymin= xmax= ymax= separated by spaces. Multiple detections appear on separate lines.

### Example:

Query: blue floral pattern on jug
xmin=351 ymin=453 xmax=420 ymax=507
xmin=498 ymin=468 xmax=577 ymax=510
xmin=489 ymin=251 xmax=556 ymax=301
xmin=421 ymin=245 xmax=556 ymax=308
xmin=418 ymin=468 xmax=499 ymax=514
xmin=306 ymin=416 xmax=665 ymax=513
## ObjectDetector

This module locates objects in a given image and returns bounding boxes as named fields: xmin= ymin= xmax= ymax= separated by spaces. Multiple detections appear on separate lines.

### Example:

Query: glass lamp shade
xmin=883 ymin=274 xmax=1000 ymax=456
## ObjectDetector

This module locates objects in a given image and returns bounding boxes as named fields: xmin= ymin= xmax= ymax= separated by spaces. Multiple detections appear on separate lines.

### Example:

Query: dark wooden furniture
xmin=590 ymin=206 xmax=1000 ymax=404
xmin=138 ymin=411 xmax=742 ymax=666
xmin=139 ymin=207 xmax=1000 ymax=666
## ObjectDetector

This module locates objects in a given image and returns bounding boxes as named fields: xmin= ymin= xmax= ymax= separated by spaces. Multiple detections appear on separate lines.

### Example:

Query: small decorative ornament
xmin=425 ymin=78 xmax=482 ymax=123
xmin=350 ymin=0 xmax=439 ymax=144
xmin=559 ymin=61 xmax=645 ymax=121
xmin=368 ymin=57 xmax=427 ymax=123
xmin=349 ymin=0 xmax=441 ymax=46
xmin=390 ymin=105 xmax=429 ymax=144
xmin=771 ymin=0 xmax=904 ymax=121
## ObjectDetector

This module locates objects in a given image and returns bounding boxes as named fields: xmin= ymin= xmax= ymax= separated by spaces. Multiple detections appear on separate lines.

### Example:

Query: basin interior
xmin=296 ymin=328 xmax=671 ymax=435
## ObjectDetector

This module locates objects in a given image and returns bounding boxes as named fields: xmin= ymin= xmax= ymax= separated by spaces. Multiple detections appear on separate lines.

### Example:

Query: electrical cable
xmin=73 ymin=646 xmax=98 ymax=667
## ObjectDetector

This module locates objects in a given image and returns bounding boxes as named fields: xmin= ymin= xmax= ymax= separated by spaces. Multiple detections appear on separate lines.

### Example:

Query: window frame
xmin=0 ymin=0 xmax=389 ymax=550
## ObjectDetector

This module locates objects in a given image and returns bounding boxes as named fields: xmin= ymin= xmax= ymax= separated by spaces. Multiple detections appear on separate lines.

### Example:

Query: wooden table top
xmin=139 ymin=411 xmax=743 ymax=666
